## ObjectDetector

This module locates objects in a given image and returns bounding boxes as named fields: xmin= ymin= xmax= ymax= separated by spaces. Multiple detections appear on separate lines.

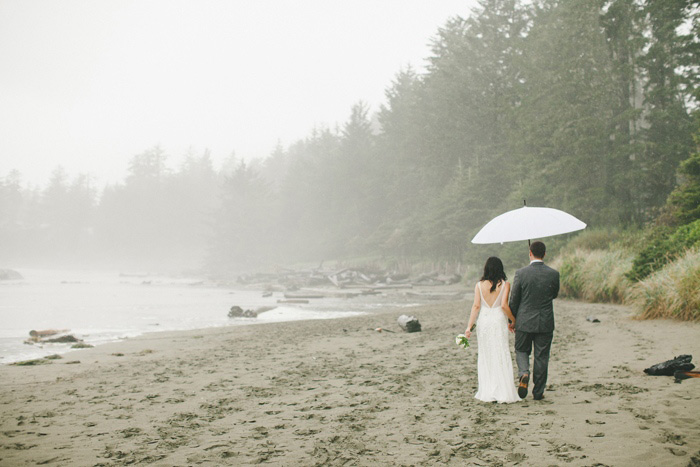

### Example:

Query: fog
xmin=1 ymin=0 xmax=697 ymax=275
xmin=0 ymin=0 xmax=470 ymax=186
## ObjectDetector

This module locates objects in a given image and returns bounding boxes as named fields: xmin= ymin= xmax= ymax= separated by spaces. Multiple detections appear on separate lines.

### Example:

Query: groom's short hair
xmin=530 ymin=241 xmax=546 ymax=259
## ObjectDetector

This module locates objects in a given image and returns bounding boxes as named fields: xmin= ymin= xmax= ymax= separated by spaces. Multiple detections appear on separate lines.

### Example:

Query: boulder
xmin=398 ymin=315 xmax=421 ymax=333
xmin=44 ymin=334 xmax=81 ymax=343
xmin=228 ymin=306 xmax=260 ymax=318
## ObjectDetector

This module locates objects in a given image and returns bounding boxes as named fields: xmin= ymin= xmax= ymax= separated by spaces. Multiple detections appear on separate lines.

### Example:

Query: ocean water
xmin=0 ymin=269 xmax=400 ymax=364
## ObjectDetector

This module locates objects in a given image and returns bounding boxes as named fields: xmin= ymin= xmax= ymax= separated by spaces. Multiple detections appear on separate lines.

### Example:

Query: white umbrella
xmin=471 ymin=205 xmax=586 ymax=244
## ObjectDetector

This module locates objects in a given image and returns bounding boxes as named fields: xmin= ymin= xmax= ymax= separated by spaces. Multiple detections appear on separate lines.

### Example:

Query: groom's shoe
xmin=533 ymin=394 xmax=545 ymax=401
xmin=517 ymin=374 xmax=529 ymax=399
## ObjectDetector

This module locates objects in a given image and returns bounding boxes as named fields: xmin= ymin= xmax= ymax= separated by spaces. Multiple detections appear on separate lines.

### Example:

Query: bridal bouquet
xmin=455 ymin=334 xmax=470 ymax=349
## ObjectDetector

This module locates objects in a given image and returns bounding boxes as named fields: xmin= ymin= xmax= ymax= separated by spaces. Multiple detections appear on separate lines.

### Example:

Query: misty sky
xmin=0 ymin=0 xmax=476 ymax=187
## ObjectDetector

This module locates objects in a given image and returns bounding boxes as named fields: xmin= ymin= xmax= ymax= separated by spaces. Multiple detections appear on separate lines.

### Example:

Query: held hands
xmin=507 ymin=321 xmax=515 ymax=333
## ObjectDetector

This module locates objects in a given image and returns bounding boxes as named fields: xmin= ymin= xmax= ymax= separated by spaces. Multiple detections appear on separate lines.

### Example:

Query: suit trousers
xmin=515 ymin=330 xmax=553 ymax=397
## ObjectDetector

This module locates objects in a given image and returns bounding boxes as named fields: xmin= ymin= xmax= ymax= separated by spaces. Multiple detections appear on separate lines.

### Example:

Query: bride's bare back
xmin=479 ymin=280 xmax=505 ymax=308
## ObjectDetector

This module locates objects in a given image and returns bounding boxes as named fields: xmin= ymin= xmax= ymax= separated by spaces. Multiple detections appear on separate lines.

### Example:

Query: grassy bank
xmin=627 ymin=248 xmax=700 ymax=321
xmin=552 ymin=229 xmax=700 ymax=321
xmin=553 ymin=248 xmax=633 ymax=304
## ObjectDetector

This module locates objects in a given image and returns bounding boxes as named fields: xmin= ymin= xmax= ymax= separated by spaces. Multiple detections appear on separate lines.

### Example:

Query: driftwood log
xmin=283 ymin=293 xmax=324 ymax=299
xmin=25 ymin=330 xmax=82 ymax=345
xmin=29 ymin=329 xmax=69 ymax=339
xmin=237 ymin=266 xmax=463 ymax=290
xmin=397 ymin=315 xmax=421 ymax=333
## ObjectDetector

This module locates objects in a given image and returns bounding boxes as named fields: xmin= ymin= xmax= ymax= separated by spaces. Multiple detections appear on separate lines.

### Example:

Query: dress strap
xmin=495 ymin=280 xmax=505 ymax=304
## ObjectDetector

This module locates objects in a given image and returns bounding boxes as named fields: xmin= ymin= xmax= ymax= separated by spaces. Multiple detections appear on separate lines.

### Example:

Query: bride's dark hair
xmin=481 ymin=256 xmax=507 ymax=292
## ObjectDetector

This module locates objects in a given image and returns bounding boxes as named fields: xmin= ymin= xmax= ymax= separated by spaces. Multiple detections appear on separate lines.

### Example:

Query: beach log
xmin=437 ymin=274 xmax=462 ymax=285
xmin=372 ymin=284 xmax=413 ymax=290
xmin=398 ymin=315 xmax=421 ymax=333
xmin=283 ymin=293 xmax=325 ymax=299
xmin=29 ymin=329 xmax=69 ymax=338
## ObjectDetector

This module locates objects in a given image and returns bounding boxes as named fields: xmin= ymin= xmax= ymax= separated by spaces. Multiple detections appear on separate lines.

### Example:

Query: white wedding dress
xmin=474 ymin=281 xmax=521 ymax=403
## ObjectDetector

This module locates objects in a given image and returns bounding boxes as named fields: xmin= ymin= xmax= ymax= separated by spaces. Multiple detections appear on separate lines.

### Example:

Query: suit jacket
xmin=509 ymin=261 xmax=560 ymax=333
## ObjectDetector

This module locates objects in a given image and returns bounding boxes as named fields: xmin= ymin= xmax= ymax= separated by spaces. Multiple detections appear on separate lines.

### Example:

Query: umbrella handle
xmin=524 ymin=200 xmax=530 ymax=246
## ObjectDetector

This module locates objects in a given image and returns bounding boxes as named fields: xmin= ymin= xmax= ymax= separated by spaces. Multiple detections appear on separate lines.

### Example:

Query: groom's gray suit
xmin=509 ymin=260 xmax=560 ymax=398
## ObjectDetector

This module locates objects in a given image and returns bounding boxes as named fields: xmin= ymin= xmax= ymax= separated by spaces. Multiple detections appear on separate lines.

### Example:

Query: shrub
xmin=668 ymin=152 xmax=700 ymax=225
xmin=627 ymin=248 xmax=700 ymax=321
xmin=672 ymin=218 xmax=700 ymax=247
xmin=626 ymin=226 xmax=676 ymax=281
xmin=627 ymin=219 xmax=700 ymax=282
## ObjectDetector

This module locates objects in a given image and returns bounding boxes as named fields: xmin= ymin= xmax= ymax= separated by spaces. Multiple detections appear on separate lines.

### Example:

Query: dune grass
xmin=553 ymin=248 xmax=634 ymax=303
xmin=627 ymin=248 xmax=700 ymax=321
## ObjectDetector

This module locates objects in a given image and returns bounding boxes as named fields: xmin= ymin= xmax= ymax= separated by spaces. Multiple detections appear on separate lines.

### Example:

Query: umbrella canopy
xmin=471 ymin=206 xmax=586 ymax=244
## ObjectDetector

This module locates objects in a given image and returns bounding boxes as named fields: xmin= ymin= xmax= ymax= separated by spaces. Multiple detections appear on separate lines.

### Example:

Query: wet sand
xmin=1 ymin=298 xmax=699 ymax=466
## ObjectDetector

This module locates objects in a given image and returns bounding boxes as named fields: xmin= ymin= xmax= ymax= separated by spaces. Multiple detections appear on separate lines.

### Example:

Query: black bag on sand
xmin=644 ymin=354 xmax=695 ymax=376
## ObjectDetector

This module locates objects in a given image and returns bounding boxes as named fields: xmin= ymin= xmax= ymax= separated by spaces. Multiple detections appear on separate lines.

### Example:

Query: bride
xmin=465 ymin=256 xmax=521 ymax=403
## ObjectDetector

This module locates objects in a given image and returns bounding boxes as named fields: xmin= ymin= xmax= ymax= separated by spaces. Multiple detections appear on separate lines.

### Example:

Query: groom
xmin=508 ymin=241 xmax=560 ymax=400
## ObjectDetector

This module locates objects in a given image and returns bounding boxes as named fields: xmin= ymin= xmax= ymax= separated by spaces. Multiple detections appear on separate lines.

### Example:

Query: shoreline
xmin=0 ymin=307 xmax=371 ymax=366
xmin=1 ymin=299 xmax=699 ymax=465
xmin=1 ymin=276 xmax=466 ymax=365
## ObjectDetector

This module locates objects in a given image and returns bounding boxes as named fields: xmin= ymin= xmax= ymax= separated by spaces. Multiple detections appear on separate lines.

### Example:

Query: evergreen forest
xmin=1 ymin=0 xmax=698 ymax=277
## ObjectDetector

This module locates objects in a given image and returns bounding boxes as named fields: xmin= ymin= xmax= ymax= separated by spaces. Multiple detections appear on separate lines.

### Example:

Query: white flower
xmin=455 ymin=334 xmax=469 ymax=349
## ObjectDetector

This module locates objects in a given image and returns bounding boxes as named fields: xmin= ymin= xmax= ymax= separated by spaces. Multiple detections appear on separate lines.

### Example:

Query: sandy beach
xmin=1 ymin=296 xmax=699 ymax=466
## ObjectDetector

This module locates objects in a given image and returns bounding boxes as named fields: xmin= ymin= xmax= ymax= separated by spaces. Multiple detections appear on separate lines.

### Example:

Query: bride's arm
xmin=501 ymin=282 xmax=516 ymax=325
xmin=466 ymin=283 xmax=481 ymax=338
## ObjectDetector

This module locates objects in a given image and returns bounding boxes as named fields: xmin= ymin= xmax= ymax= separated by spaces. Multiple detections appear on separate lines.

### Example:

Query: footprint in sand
xmin=667 ymin=447 xmax=687 ymax=457
xmin=659 ymin=430 xmax=686 ymax=446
